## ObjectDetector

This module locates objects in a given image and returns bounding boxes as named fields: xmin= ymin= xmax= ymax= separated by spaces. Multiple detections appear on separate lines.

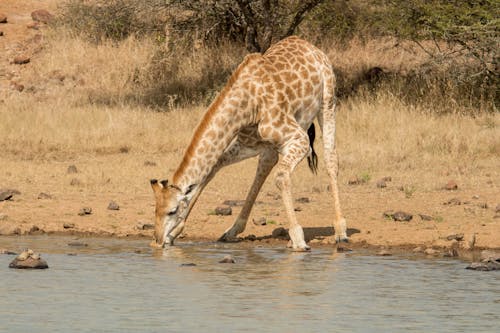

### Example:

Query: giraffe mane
xmin=173 ymin=53 xmax=261 ymax=184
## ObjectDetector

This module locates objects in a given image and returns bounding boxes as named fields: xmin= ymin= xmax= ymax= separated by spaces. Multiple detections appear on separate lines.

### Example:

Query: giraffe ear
xmin=150 ymin=179 xmax=161 ymax=195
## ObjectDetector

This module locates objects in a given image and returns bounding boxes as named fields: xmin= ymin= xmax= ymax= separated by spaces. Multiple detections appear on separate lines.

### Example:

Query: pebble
xmin=446 ymin=233 xmax=464 ymax=241
xmin=13 ymin=55 xmax=30 ymax=65
xmin=107 ymin=200 xmax=120 ymax=210
xmin=37 ymin=192 xmax=52 ymax=199
xmin=424 ymin=248 xmax=439 ymax=255
xmin=63 ymin=223 xmax=75 ymax=229
xmin=219 ymin=255 xmax=235 ymax=264
xmin=78 ymin=207 xmax=92 ymax=216
xmin=376 ymin=250 xmax=392 ymax=256
xmin=215 ymin=205 xmax=232 ymax=216
xmin=252 ymin=217 xmax=267 ymax=226
xmin=444 ymin=180 xmax=458 ymax=191
xmin=418 ymin=214 xmax=433 ymax=221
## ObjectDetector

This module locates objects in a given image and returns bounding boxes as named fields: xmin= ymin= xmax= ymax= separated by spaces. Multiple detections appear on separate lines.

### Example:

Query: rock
xmin=472 ymin=195 xmax=480 ymax=199
xmin=418 ymin=214 xmax=433 ymax=221
xmin=144 ymin=160 xmax=157 ymax=166
xmin=78 ymin=207 xmax=92 ymax=216
xmin=480 ymin=250 xmax=500 ymax=262
xmin=68 ymin=241 xmax=88 ymax=247
xmin=272 ymin=227 xmax=288 ymax=239
xmin=180 ymin=263 xmax=197 ymax=267
xmin=444 ymin=197 xmax=462 ymax=205
xmin=252 ymin=217 xmax=267 ymax=226
xmin=9 ymin=249 xmax=48 ymax=269
xmin=294 ymin=207 xmax=302 ymax=212
xmin=444 ymin=180 xmax=458 ymax=191
xmin=383 ymin=210 xmax=413 ymax=222
xmin=0 ymin=188 xmax=20 ymax=201
xmin=0 ymin=13 xmax=7 ymax=23
xmin=215 ymin=205 xmax=232 ymax=216
xmin=10 ymin=82 xmax=24 ymax=92
xmin=67 ymin=165 xmax=78 ymax=173
xmin=295 ymin=197 xmax=310 ymax=203
xmin=13 ymin=55 xmax=30 ymax=65
xmin=466 ymin=261 xmax=500 ymax=271
xmin=38 ymin=192 xmax=52 ymax=199
xmin=107 ymin=200 xmax=120 ymax=210
xmin=219 ymin=255 xmax=235 ymax=264
xmin=376 ymin=179 xmax=387 ymax=188
xmin=29 ymin=225 xmax=41 ymax=234
xmin=244 ymin=234 xmax=257 ymax=241
xmin=70 ymin=178 xmax=81 ymax=186
xmin=136 ymin=221 xmax=154 ymax=230
xmin=424 ymin=248 xmax=439 ymax=255
xmin=223 ymin=200 xmax=246 ymax=207
xmin=31 ymin=9 xmax=54 ymax=24
xmin=377 ymin=250 xmax=392 ymax=256
xmin=412 ymin=246 xmax=423 ymax=253
xmin=446 ymin=233 xmax=464 ymax=241
xmin=63 ymin=223 xmax=75 ymax=229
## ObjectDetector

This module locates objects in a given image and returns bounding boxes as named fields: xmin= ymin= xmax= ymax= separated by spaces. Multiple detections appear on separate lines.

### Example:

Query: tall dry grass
xmin=0 ymin=27 xmax=497 ymax=179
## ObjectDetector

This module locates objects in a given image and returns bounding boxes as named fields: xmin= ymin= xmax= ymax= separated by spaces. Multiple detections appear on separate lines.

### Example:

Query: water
xmin=0 ymin=236 xmax=499 ymax=333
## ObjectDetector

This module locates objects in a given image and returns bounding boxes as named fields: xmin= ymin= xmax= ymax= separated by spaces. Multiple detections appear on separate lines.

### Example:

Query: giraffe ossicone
xmin=150 ymin=36 xmax=348 ymax=250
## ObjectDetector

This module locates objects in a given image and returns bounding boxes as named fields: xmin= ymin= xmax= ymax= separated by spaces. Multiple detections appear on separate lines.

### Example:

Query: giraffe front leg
xmin=219 ymin=149 xmax=278 ymax=242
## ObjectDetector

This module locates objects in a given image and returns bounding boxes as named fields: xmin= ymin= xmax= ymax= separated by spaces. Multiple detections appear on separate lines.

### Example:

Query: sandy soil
xmin=1 ymin=0 xmax=499 ymax=253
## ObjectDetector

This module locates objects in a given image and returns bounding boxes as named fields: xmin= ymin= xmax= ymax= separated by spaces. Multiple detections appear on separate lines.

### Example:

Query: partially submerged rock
xmin=465 ymin=250 xmax=500 ymax=271
xmin=219 ymin=255 xmax=235 ymax=264
xmin=9 ymin=249 xmax=48 ymax=269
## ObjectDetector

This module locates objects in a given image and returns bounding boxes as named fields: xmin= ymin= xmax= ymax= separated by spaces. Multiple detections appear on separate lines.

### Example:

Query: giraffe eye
xmin=167 ymin=207 xmax=178 ymax=216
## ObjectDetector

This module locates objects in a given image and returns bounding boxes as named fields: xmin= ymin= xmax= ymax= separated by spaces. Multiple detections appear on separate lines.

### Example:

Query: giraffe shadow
xmin=303 ymin=227 xmax=361 ymax=242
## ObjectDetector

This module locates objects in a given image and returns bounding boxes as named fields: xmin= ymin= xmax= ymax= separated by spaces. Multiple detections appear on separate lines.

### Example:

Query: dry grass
xmin=1 ymin=29 xmax=497 ymax=183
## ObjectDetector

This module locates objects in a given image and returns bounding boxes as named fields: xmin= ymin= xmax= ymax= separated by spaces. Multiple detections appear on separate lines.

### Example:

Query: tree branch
xmin=282 ymin=0 xmax=324 ymax=38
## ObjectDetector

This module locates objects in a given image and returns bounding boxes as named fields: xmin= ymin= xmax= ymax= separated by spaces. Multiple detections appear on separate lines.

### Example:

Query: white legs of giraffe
xmin=219 ymin=149 xmax=278 ymax=242
xmin=319 ymin=95 xmax=348 ymax=243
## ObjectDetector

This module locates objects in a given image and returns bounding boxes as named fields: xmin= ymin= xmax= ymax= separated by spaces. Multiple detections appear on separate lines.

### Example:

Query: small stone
xmin=219 ymin=255 xmax=235 ymax=263
xmin=466 ymin=261 xmax=500 ymax=271
xmin=144 ymin=160 xmax=157 ymax=166
xmin=70 ymin=178 xmax=81 ymax=186
xmin=446 ymin=233 xmax=464 ymax=241
xmin=0 ymin=188 xmax=20 ymax=201
xmin=376 ymin=179 xmax=387 ymax=188
xmin=245 ymin=234 xmax=257 ymax=241
xmin=13 ymin=55 xmax=30 ymax=65
xmin=296 ymin=197 xmax=310 ymax=203
xmin=387 ymin=211 xmax=413 ymax=222
xmin=223 ymin=200 xmax=246 ymax=207
xmin=479 ymin=250 xmax=500 ymax=262
xmin=294 ymin=207 xmax=302 ymax=212
xmin=272 ymin=227 xmax=288 ymax=239
xmin=377 ymin=250 xmax=392 ymax=256
xmin=10 ymin=82 xmax=24 ymax=92
xmin=418 ymin=214 xmax=433 ymax=221
xmin=136 ymin=221 xmax=154 ymax=230
xmin=31 ymin=9 xmax=54 ymax=24
xmin=67 ymin=165 xmax=78 ymax=173
xmin=38 ymin=192 xmax=52 ymax=199
xmin=444 ymin=180 xmax=458 ymax=191
xmin=9 ymin=256 xmax=48 ymax=269
xmin=444 ymin=198 xmax=462 ymax=205
xmin=472 ymin=195 xmax=480 ymax=199
xmin=0 ymin=13 xmax=7 ymax=23
xmin=424 ymin=248 xmax=439 ymax=255
xmin=78 ymin=207 xmax=92 ymax=216
xmin=413 ymin=246 xmax=423 ymax=253
xmin=215 ymin=205 xmax=232 ymax=216
xmin=107 ymin=200 xmax=120 ymax=210
xmin=63 ymin=223 xmax=75 ymax=229
xmin=68 ymin=241 xmax=88 ymax=247
xmin=180 ymin=263 xmax=197 ymax=267
xmin=253 ymin=217 xmax=267 ymax=226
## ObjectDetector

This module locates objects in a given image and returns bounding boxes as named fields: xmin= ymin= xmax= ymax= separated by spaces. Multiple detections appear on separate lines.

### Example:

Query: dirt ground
xmin=1 ymin=0 xmax=499 ymax=253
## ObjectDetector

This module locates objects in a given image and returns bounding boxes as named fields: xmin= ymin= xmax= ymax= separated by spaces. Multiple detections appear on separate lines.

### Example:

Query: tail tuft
xmin=307 ymin=123 xmax=318 ymax=174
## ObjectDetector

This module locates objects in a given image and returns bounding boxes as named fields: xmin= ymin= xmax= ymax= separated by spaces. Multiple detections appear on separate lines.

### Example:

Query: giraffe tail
xmin=307 ymin=123 xmax=318 ymax=174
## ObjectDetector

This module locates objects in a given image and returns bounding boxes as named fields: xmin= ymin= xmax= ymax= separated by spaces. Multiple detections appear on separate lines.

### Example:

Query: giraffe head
xmin=149 ymin=179 xmax=188 ymax=248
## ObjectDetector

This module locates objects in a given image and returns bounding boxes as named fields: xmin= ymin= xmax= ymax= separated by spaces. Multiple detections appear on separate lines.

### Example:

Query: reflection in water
xmin=0 ymin=236 xmax=499 ymax=333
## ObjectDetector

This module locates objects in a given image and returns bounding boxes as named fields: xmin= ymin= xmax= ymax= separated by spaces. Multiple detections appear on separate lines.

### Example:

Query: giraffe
xmin=150 ymin=36 xmax=348 ymax=251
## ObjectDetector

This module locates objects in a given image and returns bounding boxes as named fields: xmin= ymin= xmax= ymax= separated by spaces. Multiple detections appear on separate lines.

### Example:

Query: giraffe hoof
xmin=218 ymin=233 xmax=241 ymax=243
xmin=335 ymin=236 xmax=349 ymax=243
xmin=292 ymin=245 xmax=311 ymax=252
